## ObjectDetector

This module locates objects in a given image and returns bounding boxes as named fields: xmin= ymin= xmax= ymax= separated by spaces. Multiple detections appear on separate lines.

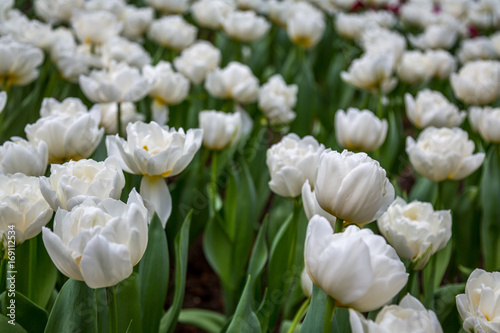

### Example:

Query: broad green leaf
xmin=115 ymin=273 xmax=142 ymax=333
xmin=332 ymin=308 xmax=352 ymax=333
xmin=0 ymin=291 xmax=47 ymax=333
xmin=300 ymin=284 xmax=327 ymax=332
xmin=0 ymin=313 xmax=27 ymax=333
xmin=409 ymin=177 xmax=437 ymax=203
xmin=159 ymin=210 xmax=192 ymax=333
xmin=203 ymin=215 xmax=233 ymax=289
xmin=178 ymin=309 xmax=226 ymax=333
xmin=380 ymin=109 xmax=403 ymax=174
xmin=226 ymin=276 xmax=261 ymax=333
xmin=434 ymin=283 xmax=465 ymax=324
xmin=247 ymin=216 xmax=269 ymax=284
xmin=138 ymin=214 xmax=169 ymax=333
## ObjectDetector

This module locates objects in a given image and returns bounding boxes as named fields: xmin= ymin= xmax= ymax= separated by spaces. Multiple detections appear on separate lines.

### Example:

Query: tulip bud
xmin=305 ymin=216 xmax=408 ymax=312
xmin=469 ymin=107 xmax=500 ymax=143
xmin=285 ymin=2 xmax=325 ymax=48
xmin=199 ymin=111 xmax=242 ymax=150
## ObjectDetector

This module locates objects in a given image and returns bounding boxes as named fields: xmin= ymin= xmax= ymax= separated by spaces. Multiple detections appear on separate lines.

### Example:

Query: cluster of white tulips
xmin=1 ymin=0 xmax=500 ymax=332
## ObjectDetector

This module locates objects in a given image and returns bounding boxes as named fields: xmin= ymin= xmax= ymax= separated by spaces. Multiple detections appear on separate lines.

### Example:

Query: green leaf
xmin=0 ymin=291 xmax=47 ymax=333
xmin=247 ymin=216 xmax=269 ymax=284
xmin=380 ymin=109 xmax=403 ymax=174
xmin=226 ymin=276 xmax=261 ymax=333
xmin=138 ymin=214 xmax=169 ymax=333
xmin=115 ymin=273 xmax=142 ymax=333
xmin=0 ymin=313 xmax=27 ymax=332
xmin=409 ymin=176 xmax=437 ymax=203
xmin=178 ymin=309 xmax=226 ymax=333
xmin=434 ymin=283 xmax=465 ymax=323
xmin=203 ymin=215 xmax=233 ymax=289
xmin=159 ymin=210 xmax=192 ymax=333
xmin=424 ymin=241 xmax=453 ymax=291
xmin=300 ymin=284 xmax=327 ymax=332
xmin=332 ymin=308 xmax=352 ymax=333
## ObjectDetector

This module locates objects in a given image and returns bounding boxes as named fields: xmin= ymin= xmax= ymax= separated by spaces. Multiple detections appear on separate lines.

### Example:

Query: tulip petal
xmin=42 ymin=227 xmax=84 ymax=281
xmin=140 ymin=176 xmax=171 ymax=228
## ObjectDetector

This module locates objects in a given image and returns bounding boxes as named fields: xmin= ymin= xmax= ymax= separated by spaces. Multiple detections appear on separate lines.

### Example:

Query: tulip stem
xmin=117 ymin=102 xmax=122 ymax=138
xmin=210 ymin=151 xmax=218 ymax=218
xmin=287 ymin=297 xmax=310 ymax=333
xmin=28 ymin=236 xmax=37 ymax=299
xmin=424 ymin=255 xmax=437 ymax=310
xmin=334 ymin=219 xmax=344 ymax=233
xmin=323 ymin=296 xmax=336 ymax=333
xmin=107 ymin=286 xmax=118 ymax=333
xmin=400 ymin=265 xmax=416 ymax=300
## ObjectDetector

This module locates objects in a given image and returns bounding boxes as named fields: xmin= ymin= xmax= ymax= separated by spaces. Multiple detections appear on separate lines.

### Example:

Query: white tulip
xmin=191 ymin=0 xmax=235 ymax=30
xmin=302 ymin=180 xmax=336 ymax=228
xmin=0 ymin=173 xmax=53 ymax=244
xmin=305 ymin=217 xmax=408 ymax=312
xmin=0 ymin=91 xmax=6 ymax=113
xmin=405 ymin=90 xmax=466 ymax=129
xmin=235 ymin=0 xmax=267 ymax=12
xmin=286 ymin=2 xmax=325 ymax=48
xmin=335 ymin=108 xmax=387 ymax=152
xmin=71 ymin=10 xmax=122 ymax=45
xmin=120 ymin=5 xmax=154 ymax=41
xmin=0 ymin=137 xmax=48 ymax=176
xmin=83 ymin=0 xmax=124 ymax=16
xmin=205 ymin=62 xmax=259 ymax=103
xmin=301 ymin=267 xmax=313 ymax=298
xmin=469 ymin=107 xmax=500 ymax=143
xmin=409 ymin=24 xmax=458 ymax=50
xmin=335 ymin=11 xmax=396 ymax=40
xmin=378 ymin=197 xmax=452 ymax=270
xmin=267 ymin=0 xmax=292 ymax=27
xmin=34 ymin=0 xmax=84 ymax=24
xmin=466 ymin=0 xmax=500 ymax=30
xmin=25 ymin=109 xmax=104 ymax=164
xmin=174 ymin=41 xmax=222 ymax=84
xmin=450 ymin=60 xmax=500 ymax=106
xmin=199 ymin=111 xmax=242 ymax=150
xmin=349 ymin=294 xmax=443 ymax=333
xmin=93 ymin=102 xmax=145 ymax=135
xmin=106 ymin=121 xmax=203 ymax=226
xmin=42 ymin=190 xmax=149 ymax=288
xmin=40 ymin=97 xmax=88 ymax=117
xmin=79 ymin=61 xmax=152 ymax=103
xmin=144 ymin=61 xmax=190 ymax=106
xmin=222 ymin=10 xmax=270 ymax=43
xmin=397 ymin=50 xmax=436 ymax=85
xmin=314 ymin=150 xmax=395 ymax=225
xmin=428 ymin=50 xmax=456 ymax=80
xmin=145 ymin=0 xmax=189 ymax=14
xmin=101 ymin=37 xmax=151 ymax=69
xmin=148 ymin=16 xmax=197 ymax=51
xmin=457 ymin=268 xmax=500 ymax=332
xmin=266 ymin=134 xmax=325 ymax=198
xmin=40 ymin=157 xmax=125 ymax=212
xmin=406 ymin=127 xmax=485 ymax=182
xmin=0 ymin=11 xmax=56 ymax=51
xmin=258 ymin=74 xmax=297 ymax=126
xmin=360 ymin=27 xmax=406 ymax=62
xmin=458 ymin=37 xmax=498 ymax=64
xmin=0 ymin=36 xmax=44 ymax=89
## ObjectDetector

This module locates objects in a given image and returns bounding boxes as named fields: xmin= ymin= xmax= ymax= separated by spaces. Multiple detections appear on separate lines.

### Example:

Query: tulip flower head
xmin=0 ymin=137 xmax=48 ymax=176
xmin=199 ymin=110 xmax=242 ymax=150
xmin=205 ymin=62 xmax=259 ymax=104
xmin=174 ymin=41 xmax=221 ymax=85
xmin=469 ymin=107 xmax=500 ymax=143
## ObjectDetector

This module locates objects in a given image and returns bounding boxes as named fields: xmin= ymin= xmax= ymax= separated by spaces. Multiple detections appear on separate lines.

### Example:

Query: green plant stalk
xmin=323 ymin=296 xmax=336 ymax=333
xmin=210 ymin=151 xmax=218 ymax=218
xmin=334 ymin=219 xmax=344 ymax=233
xmin=107 ymin=286 xmax=118 ymax=333
xmin=28 ymin=236 xmax=37 ymax=299
xmin=287 ymin=297 xmax=310 ymax=333
xmin=424 ymin=255 xmax=437 ymax=310
xmin=400 ymin=265 xmax=416 ymax=300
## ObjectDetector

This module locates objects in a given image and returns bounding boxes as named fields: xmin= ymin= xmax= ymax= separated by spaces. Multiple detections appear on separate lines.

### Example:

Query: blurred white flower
xmin=0 ymin=91 xmax=6 ymax=113
xmin=397 ymin=50 xmax=436 ymax=85
xmin=71 ymin=10 xmax=122 ymax=45
xmin=314 ymin=150 xmax=394 ymax=225
xmin=335 ymin=108 xmax=387 ymax=152
xmin=40 ymin=97 xmax=88 ymax=117
xmin=0 ymin=137 xmax=48 ymax=176
xmin=94 ymin=102 xmax=145 ymax=136
xmin=469 ymin=107 xmax=500 ymax=143
xmin=450 ymin=60 xmax=500 ymax=105
xmin=106 ymin=121 xmax=203 ymax=226
xmin=286 ymin=2 xmax=325 ymax=48
xmin=0 ymin=11 xmax=56 ymax=51
xmin=199 ymin=110 xmax=242 ymax=150
xmin=83 ymin=0 xmax=125 ymax=16
xmin=222 ymin=10 xmax=270 ymax=43
xmin=101 ymin=36 xmax=151 ymax=69
xmin=0 ymin=36 xmax=44 ymax=89
xmin=120 ymin=5 xmax=154 ymax=41
xmin=144 ymin=61 xmax=190 ymax=106
xmin=360 ymin=27 xmax=406 ymax=61
xmin=258 ymin=74 xmax=297 ymax=126
xmin=405 ymin=90 xmax=466 ymax=129
xmin=191 ymin=0 xmax=235 ymax=30
xmin=174 ymin=41 xmax=221 ymax=85
xmin=0 ymin=0 xmax=13 ymax=21
xmin=0 ymin=173 xmax=53 ymax=245
xmin=301 ymin=267 xmax=313 ymax=298
xmin=400 ymin=1 xmax=435 ymax=29
xmin=458 ymin=37 xmax=498 ymax=64
xmin=42 ymin=190 xmax=149 ymax=288
xmin=145 ymin=0 xmax=189 ymax=14
xmin=79 ymin=61 xmax=152 ymax=103
xmin=302 ymin=180 xmax=336 ymax=228
xmin=34 ymin=0 xmax=84 ymax=24
xmin=406 ymin=127 xmax=485 ymax=182
xmin=25 ymin=108 xmax=104 ymax=164
xmin=409 ymin=24 xmax=458 ymax=50
xmin=305 ymin=218 xmax=407 ymax=312
xmin=266 ymin=133 xmax=325 ymax=198
xmin=205 ymin=61 xmax=259 ymax=103
xmin=378 ymin=197 xmax=452 ymax=270
xmin=148 ymin=16 xmax=197 ymax=51
xmin=336 ymin=11 xmax=396 ymax=40
xmin=349 ymin=294 xmax=443 ymax=333
xmin=235 ymin=0 xmax=267 ymax=12
xmin=428 ymin=50 xmax=456 ymax=80
xmin=466 ymin=0 xmax=500 ymax=30
xmin=40 ymin=157 xmax=125 ymax=212
xmin=267 ymin=0 xmax=292 ymax=27
xmin=456 ymin=269 xmax=500 ymax=333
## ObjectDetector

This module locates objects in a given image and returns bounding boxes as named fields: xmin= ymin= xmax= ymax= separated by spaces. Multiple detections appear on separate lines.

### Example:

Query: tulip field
xmin=2 ymin=0 xmax=500 ymax=332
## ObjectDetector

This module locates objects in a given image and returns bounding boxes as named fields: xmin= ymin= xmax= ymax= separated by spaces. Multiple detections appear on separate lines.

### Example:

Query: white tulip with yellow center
xmin=174 ymin=41 xmax=221 ymax=85
xmin=0 ymin=173 xmax=53 ymax=245
xmin=450 ymin=60 xmax=500 ymax=106
xmin=314 ymin=150 xmax=395 ymax=225
xmin=199 ymin=111 xmax=242 ymax=150
xmin=305 ymin=216 xmax=408 ymax=312
xmin=406 ymin=127 xmax=485 ymax=182
xmin=148 ymin=16 xmax=197 ymax=51
xmin=285 ymin=2 xmax=325 ymax=49
xmin=191 ymin=0 xmax=235 ymax=30
xmin=40 ymin=157 xmax=125 ymax=212
xmin=258 ymin=74 xmax=298 ymax=126
xmin=205 ymin=62 xmax=259 ymax=104
xmin=469 ymin=107 xmax=500 ymax=143
xmin=377 ymin=197 xmax=452 ymax=270
xmin=106 ymin=121 xmax=203 ymax=227
xmin=0 ymin=137 xmax=48 ymax=176
xmin=222 ymin=10 xmax=270 ymax=43
xmin=41 ymin=190 xmax=149 ymax=289
xmin=456 ymin=269 xmax=500 ymax=332
xmin=71 ymin=10 xmax=122 ymax=46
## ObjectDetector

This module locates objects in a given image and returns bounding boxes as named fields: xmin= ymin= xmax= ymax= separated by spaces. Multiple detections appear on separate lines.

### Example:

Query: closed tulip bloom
xmin=71 ymin=10 xmax=122 ymax=45
xmin=0 ymin=91 xmax=6 ymax=113
xmin=191 ymin=0 xmax=235 ymax=29
xmin=148 ymin=16 xmax=197 ymax=51
xmin=0 ymin=36 xmax=44 ymax=89
xmin=121 ymin=5 xmax=154 ymax=41
xmin=106 ymin=121 xmax=203 ymax=226
xmin=286 ymin=2 xmax=325 ymax=48
xmin=335 ymin=108 xmax=387 ymax=152
xmin=305 ymin=217 xmax=408 ymax=312
xmin=40 ymin=97 xmax=88 ymax=117
xmin=405 ymin=90 xmax=466 ymax=129
xmin=469 ymin=107 xmax=500 ymax=143
xmin=406 ymin=127 xmax=485 ymax=182
xmin=205 ymin=62 xmax=259 ymax=103
xmin=349 ymin=294 xmax=443 ymax=333
xmin=0 ymin=137 xmax=48 ymax=176
xmin=428 ymin=50 xmax=456 ymax=80
xmin=174 ymin=41 xmax=222 ymax=84
xmin=314 ymin=150 xmax=395 ymax=224
xmin=456 ymin=269 xmax=500 ymax=332
xmin=40 ymin=157 xmax=125 ymax=211
xmin=258 ymin=74 xmax=298 ymax=126
xmin=144 ymin=61 xmax=190 ymax=106
xmin=302 ymin=180 xmax=336 ymax=228
xmin=266 ymin=134 xmax=325 ymax=198
xmin=0 ymin=173 xmax=53 ymax=245
xmin=222 ymin=10 xmax=270 ymax=43
xmin=102 ymin=37 xmax=151 ymax=69
xmin=377 ymin=197 xmax=452 ymax=270
xmin=450 ymin=60 xmax=500 ymax=106
xmin=25 ymin=109 xmax=104 ymax=164
xmin=145 ymin=0 xmax=189 ymax=14
xmin=409 ymin=24 xmax=458 ymax=50
xmin=79 ymin=61 xmax=152 ymax=103
xmin=199 ymin=111 xmax=242 ymax=150
xmin=42 ymin=190 xmax=149 ymax=288
xmin=458 ymin=37 xmax=498 ymax=64
xmin=397 ymin=50 xmax=436 ymax=85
